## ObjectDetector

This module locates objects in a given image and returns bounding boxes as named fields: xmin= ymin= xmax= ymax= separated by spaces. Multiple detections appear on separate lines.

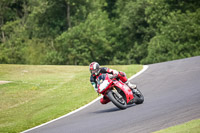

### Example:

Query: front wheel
xmin=107 ymin=90 xmax=127 ymax=110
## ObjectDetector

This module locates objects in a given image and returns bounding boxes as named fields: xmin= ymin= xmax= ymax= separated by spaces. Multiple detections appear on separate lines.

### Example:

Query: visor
xmin=90 ymin=69 xmax=99 ymax=75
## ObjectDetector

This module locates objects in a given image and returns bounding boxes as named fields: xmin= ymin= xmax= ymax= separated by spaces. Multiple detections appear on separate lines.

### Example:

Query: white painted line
xmin=22 ymin=65 xmax=149 ymax=133
xmin=22 ymin=96 xmax=103 ymax=133
xmin=128 ymin=65 xmax=149 ymax=81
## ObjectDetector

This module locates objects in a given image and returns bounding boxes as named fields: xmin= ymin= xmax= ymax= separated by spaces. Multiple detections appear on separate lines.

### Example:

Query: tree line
xmin=0 ymin=0 xmax=200 ymax=65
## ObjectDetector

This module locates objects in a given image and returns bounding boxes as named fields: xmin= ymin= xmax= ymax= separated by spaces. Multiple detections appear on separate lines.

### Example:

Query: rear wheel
xmin=107 ymin=90 xmax=127 ymax=110
xmin=134 ymin=88 xmax=144 ymax=104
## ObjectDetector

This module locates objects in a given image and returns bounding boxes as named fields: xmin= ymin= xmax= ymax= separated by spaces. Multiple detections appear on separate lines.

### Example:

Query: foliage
xmin=54 ymin=10 xmax=117 ymax=65
xmin=114 ymin=0 xmax=151 ymax=64
xmin=0 ymin=0 xmax=200 ymax=65
xmin=142 ymin=8 xmax=200 ymax=64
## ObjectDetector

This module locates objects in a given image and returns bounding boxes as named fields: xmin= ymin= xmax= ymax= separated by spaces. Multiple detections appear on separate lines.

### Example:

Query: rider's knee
xmin=100 ymin=97 xmax=110 ymax=104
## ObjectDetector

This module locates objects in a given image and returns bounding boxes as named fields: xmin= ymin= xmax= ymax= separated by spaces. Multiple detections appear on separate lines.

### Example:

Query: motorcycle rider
xmin=89 ymin=62 xmax=138 ymax=104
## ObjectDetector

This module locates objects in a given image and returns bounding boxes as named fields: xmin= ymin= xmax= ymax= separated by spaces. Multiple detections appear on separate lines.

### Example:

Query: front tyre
xmin=107 ymin=90 xmax=127 ymax=110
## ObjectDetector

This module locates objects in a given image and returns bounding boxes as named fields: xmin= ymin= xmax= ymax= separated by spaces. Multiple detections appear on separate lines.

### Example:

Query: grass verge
xmin=0 ymin=64 xmax=142 ymax=132
xmin=154 ymin=119 xmax=200 ymax=133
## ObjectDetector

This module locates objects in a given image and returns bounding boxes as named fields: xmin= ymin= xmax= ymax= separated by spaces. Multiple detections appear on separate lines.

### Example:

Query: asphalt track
xmin=25 ymin=56 xmax=200 ymax=133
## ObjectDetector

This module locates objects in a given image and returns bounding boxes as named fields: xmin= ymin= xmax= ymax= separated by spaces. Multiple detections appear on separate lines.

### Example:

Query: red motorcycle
xmin=97 ymin=73 xmax=144 ymax=109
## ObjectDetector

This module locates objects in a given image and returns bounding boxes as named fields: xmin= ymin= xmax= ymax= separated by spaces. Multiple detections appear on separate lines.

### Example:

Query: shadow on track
xmin=93 ymin=104 xmax=136 ymax=114
xmin=93 ymin=107 xmax=120 ymax=113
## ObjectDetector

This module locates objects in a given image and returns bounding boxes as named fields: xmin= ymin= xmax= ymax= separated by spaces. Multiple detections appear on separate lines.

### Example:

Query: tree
xmin=0 ymin=0 xmax=31 ymax=64
xmin=142 ymin=9 xmax=200 ymax=64
xmin=114 ymin=0 xmax=153 ymax=64
xmin=54 ymin=10 xmax=117 ymax=65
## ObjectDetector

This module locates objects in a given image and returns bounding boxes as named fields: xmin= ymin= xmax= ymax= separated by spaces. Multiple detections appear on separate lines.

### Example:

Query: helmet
xmin=89 ymin=62 xmax=100 ymax=75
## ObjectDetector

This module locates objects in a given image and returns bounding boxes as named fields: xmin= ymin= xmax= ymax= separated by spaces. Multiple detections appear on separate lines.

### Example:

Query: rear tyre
xmin=107 ymin=90 xmax=127 ymax=110
xmin=134 ymin=88 xmax=144 ymax=104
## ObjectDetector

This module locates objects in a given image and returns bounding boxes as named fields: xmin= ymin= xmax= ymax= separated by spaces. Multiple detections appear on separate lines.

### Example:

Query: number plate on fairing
xmin=99 ymin=80 xmax=109 ymax=92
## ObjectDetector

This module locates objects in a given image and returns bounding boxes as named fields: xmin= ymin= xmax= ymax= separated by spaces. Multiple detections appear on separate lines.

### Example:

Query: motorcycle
xmin=97 ymin=73 xmax=144 ymax=109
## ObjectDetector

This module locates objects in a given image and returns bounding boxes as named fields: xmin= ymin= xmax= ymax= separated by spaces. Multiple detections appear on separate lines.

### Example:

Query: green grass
xmin=154 ymin=119 xmax=200 ymax=133
xmin=0 ymin=64 xmax=142 ymax=133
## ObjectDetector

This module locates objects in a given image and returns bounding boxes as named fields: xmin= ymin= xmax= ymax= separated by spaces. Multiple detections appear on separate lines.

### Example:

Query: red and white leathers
xmin=90 ymin=67 xmax=136 ymax=104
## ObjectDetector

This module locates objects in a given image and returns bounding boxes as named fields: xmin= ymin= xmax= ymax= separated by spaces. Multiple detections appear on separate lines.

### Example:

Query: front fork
xmin=112 ymin=87 xmax=136 ymax=104
xmin=112 ymin=87 xmax=123 ymax=99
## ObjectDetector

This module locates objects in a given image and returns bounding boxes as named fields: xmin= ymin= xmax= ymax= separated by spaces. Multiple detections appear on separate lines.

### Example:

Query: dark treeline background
xmin=0 ymin=0 xmax=200 ymax=65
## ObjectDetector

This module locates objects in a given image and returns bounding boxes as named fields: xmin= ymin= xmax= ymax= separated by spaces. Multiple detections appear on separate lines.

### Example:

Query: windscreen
xmin=97 ymin=74 xmax=106 ymax=85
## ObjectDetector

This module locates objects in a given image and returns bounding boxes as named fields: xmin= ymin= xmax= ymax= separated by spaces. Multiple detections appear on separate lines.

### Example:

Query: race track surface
xmin=25 ymin=56 xmax=200 ymax=133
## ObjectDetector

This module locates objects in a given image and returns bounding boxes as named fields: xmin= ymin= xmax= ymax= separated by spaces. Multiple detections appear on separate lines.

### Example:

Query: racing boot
xmin=126 ymin=81 xmax=140 ymax=95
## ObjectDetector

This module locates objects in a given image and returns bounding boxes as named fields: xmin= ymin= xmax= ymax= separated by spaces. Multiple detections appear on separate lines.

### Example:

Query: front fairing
xmin=97 ymin=74 xmax=113 ymax=94
xmin=113 ymin=80 xmax=134 ymax=103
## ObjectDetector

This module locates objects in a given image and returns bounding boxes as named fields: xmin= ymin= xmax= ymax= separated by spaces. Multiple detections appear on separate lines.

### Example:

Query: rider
xmin=89 ymin=62 xmax=138 ymax=104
